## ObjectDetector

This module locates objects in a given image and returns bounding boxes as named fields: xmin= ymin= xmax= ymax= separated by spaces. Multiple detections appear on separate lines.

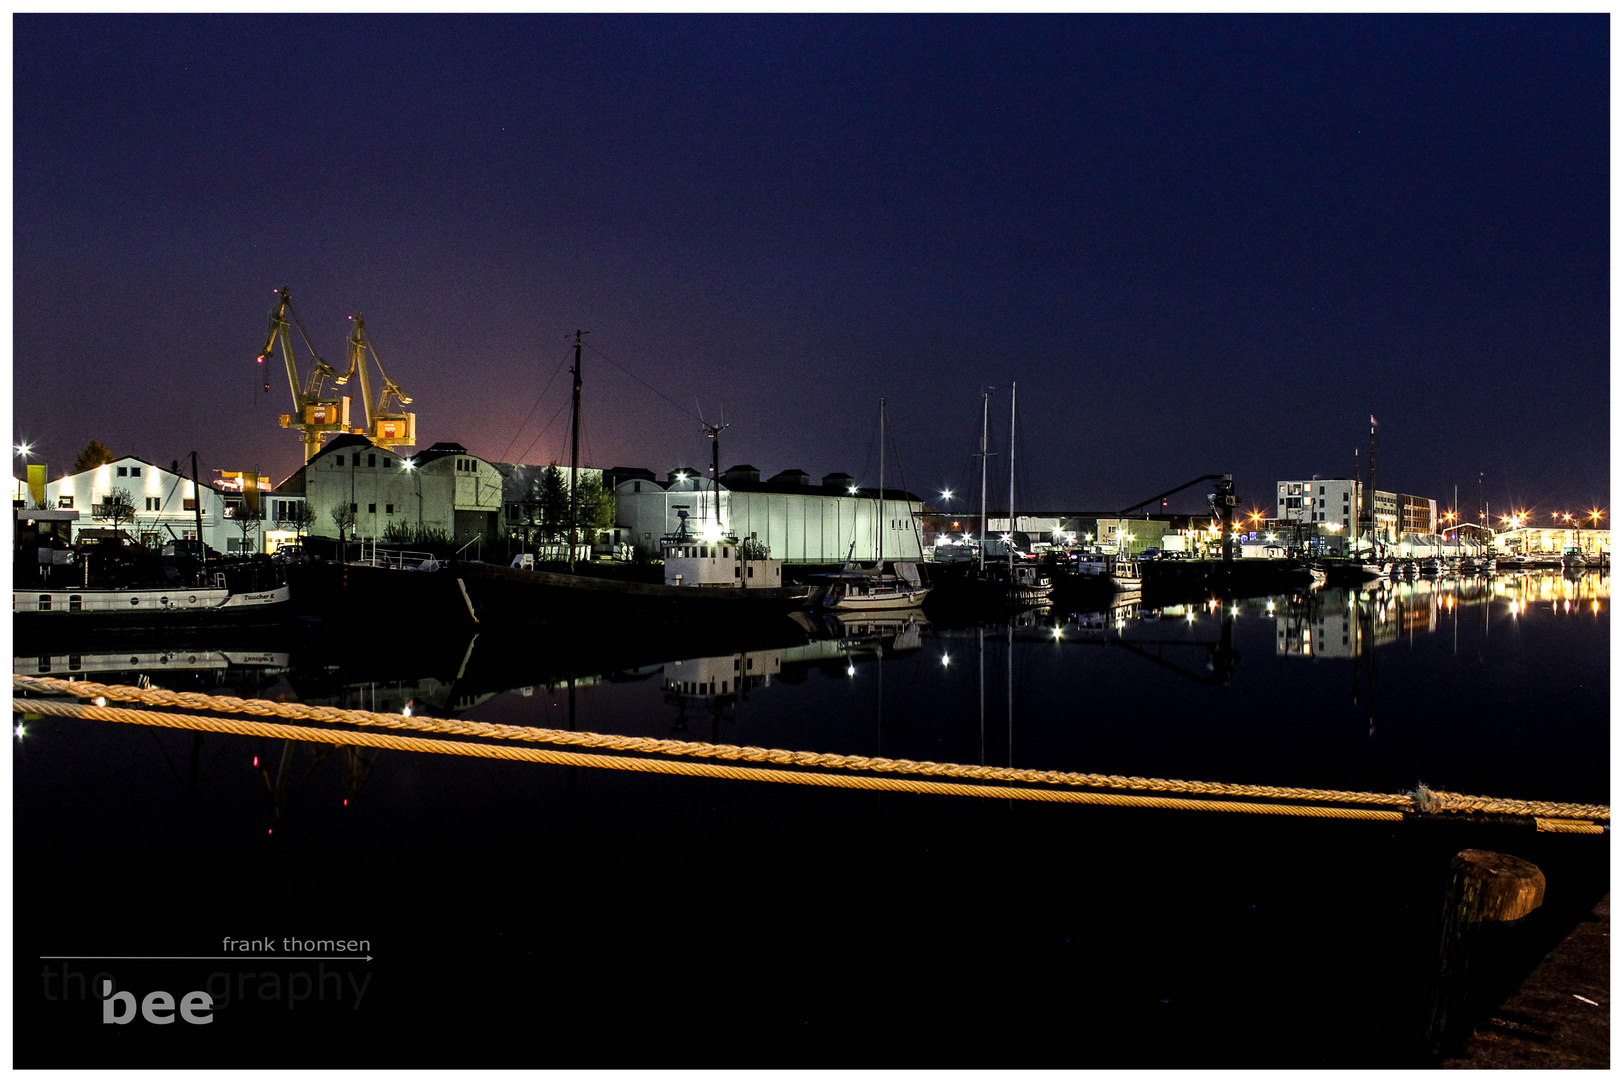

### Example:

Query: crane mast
xmin=339 ymin=314 xmax=417 ymax=449
xmin=258 ymin=286 xmax=351 ymax=462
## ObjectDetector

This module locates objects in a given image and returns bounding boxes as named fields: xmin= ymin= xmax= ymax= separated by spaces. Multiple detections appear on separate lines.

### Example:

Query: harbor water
xmin=14 ymin=570 xmax=1608 ymax=1067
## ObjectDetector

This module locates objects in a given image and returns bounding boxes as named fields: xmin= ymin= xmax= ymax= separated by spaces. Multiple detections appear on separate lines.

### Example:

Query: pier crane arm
xmin=1117 ymin=475 xmax=1229 ymax=517
xmin=256 ymin=286 xmax=343 ymax=406
xmin=339 ymin=314 xmax=413 ymax=433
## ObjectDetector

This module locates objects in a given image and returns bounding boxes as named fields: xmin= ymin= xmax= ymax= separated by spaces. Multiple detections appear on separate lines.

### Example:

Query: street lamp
xmin=401 ymin=457 xmax=423 ymax=536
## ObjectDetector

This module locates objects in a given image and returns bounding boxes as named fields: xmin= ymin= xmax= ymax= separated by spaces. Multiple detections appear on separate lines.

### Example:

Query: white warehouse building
xmin=613 ymin=465 xmax=927 ymax=564
xmin=42 ymin=456 xmax=230 ymax=550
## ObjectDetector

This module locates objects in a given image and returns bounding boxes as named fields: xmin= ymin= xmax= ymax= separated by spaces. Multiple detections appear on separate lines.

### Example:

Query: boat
xmin=13 ymin=563 xmax=290 ymax=638
xmin=928 ymin=383 xmax=1052 ymax=612
xmin=807 ymin=401 xmax=929 ymax=613
xmin=1561 ymin=549 xmax=1588 ymax=570
xmin=1049 ymin=550 xmax=1142 ymax=604
xmin=1418 ymin=557 xmax=1442 ymax=576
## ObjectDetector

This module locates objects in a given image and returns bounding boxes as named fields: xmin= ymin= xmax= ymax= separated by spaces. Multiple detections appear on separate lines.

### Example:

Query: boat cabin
xmin=661 ymin=537 xmax=784 ymax=589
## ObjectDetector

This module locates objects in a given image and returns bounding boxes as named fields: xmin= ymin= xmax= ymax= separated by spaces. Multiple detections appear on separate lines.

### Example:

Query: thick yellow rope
xmin=13 ymin=674 xmax=1608 ymax=825
xmin=12 ymin=697 xmax=1405 ymax=820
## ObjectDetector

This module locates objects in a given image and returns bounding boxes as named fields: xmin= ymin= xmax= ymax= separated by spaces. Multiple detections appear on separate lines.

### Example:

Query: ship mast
xmin=878 ymin=398 xmax=885 ymax=566
xmin=978 ymin=389 xmax=991 ymax=572
xmin=1007 ymin=381 xmax=1017 ymax=574
xmin=568 ymin=330 xmax=585 ymax=571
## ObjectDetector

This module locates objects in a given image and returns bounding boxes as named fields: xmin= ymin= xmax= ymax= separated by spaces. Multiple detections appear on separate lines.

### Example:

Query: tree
xmin=329 ymin=503 xmax=356 ymax=539
xmin=575 ymin=473 xmax=616 ymax=546
xmin=233 ymin=501 xmax=263 ymax=554
xmin=280 ymin=500 xmax=316 ymax=543
xmin=539 ymin=464 xmax=570 ymax=541
xmin=94 ymin=486 xmax=137 ymax=544
xmin=73 ymin=440 xmax=115 ymax=473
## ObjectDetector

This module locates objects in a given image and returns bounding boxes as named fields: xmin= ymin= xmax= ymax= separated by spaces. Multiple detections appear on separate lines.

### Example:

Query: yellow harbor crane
xmin=258 ymin=286 xmax=352 ymax=462
xmin=339 ymin=313 xmax=416 ymax=450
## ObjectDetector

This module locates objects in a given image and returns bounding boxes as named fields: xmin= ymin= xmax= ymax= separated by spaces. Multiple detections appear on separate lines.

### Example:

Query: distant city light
xmin=940 ymin=655 xmax=951 ymax=667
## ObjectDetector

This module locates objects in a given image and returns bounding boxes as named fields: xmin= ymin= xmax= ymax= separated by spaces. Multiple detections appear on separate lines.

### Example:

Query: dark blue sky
xmin=13 ymin=15 xmax=1609 ymax=520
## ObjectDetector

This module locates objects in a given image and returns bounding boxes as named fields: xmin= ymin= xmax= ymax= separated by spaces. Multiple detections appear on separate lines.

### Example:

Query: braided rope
xmin=14 ymin=675 xmax=1607 ymax=823
xmin=11 ymin=697 xmax=1407 ymax=820
xmin=1534 ymin=817 xmax=1607 ymax=835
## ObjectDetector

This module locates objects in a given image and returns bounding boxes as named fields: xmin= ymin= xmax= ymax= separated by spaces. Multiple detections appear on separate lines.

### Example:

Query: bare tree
xmin=93 ymin=486 xmax=137 ymax=545
xmin=280 ymin=500 xmax=316 ymax=543
xmin=234 ymin=501 xmax=263 ymax=555
xmin=329 ymin=503 xmax=356 ymax=539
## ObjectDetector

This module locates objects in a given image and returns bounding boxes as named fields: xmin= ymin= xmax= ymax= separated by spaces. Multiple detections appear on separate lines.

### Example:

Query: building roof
xmin=409 ymin=441 xmax=475 ymax=468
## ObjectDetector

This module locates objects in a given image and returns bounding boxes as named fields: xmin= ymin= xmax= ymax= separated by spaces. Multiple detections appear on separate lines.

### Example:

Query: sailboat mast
xmin=878 ymin=398 xmax=885 ymax=565
xmin=568 ymin=330 xmax=584 ymax=571
xmin=978 ymin=390 xmax=990 ymax=572
xmin=1008 ymin=381 xmax=1017 ymax=573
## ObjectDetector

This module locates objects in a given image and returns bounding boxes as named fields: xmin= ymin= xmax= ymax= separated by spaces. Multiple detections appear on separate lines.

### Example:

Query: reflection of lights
xmin=940 ymin=655 xmax=951 ymax=667
xmin=1594 ymin=600 xmax=1601 ymax=613
xmin=846 ymin=664 xmax=855 ymax=676
xmin=1051 ymin=627 xmax=1063 ymax=640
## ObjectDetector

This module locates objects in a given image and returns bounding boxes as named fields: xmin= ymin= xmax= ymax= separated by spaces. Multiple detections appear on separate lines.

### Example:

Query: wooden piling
xmin=1426 ymin=848 xmax=1546 ymax=1056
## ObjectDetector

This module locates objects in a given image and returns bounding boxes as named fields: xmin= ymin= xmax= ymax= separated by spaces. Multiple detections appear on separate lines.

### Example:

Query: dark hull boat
xmin=449 ymin=560 xmax=809 ymax=628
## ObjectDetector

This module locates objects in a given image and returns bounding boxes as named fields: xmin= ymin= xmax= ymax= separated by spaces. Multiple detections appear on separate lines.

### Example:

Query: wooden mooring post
xmin=1425 ymin=848 xmax=1547 ymax=1056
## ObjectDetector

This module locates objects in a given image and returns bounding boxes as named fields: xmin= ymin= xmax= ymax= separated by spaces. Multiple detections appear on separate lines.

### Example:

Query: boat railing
xmin=355 ymin=546 xmax=442 ymax=572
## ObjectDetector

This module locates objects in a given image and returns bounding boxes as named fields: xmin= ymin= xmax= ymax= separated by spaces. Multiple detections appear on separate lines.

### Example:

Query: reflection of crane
xmin=257 ymin=286 xmax=353 ymax=462
xmin=338 ymin=314 xmax=417 ymax=450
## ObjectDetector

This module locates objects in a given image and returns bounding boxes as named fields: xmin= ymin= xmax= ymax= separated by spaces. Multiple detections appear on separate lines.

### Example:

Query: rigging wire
xmin=514 ymin=397 xmax=574 ymax=466
xmin=583 ymin=340 xmax=704 ymax=424
xmin=495 ymin=349 xmax=573 ymax=465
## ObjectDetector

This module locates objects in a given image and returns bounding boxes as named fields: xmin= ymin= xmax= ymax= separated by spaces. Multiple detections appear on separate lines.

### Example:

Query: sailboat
xmin=930 ymin=383 xmax=1052 ymax=611
xmin=807 ymin=399 xmax=930 ymax=613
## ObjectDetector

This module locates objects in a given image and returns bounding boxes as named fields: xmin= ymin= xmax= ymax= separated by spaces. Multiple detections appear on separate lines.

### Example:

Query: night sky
xmin=12 ymin=15 xmax=1610 ymax=521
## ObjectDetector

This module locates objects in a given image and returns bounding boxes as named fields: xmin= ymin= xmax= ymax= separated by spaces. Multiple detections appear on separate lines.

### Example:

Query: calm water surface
xmin=14 ymin=570 xmax=1608 ymax=1068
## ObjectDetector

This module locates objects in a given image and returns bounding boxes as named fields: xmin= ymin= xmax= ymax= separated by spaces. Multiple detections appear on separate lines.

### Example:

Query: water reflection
xmin=15 ymin=569 xmax=1608 ymax=813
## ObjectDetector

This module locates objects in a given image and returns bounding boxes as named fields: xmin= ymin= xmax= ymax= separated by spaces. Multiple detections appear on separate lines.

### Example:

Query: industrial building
xmin=613 ymin=465 xmax=927 ymax=564
xmin=275 ymin=435 xmax=503 ymax=547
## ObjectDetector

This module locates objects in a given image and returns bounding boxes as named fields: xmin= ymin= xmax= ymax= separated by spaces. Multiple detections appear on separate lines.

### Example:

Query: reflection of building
xmin=663 ymin=651 xmax=783 ymax=700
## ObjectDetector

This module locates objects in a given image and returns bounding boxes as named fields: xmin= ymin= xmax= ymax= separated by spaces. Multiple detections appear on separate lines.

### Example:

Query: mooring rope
xmin=12 ymin=675 xmax=1609 ymax=830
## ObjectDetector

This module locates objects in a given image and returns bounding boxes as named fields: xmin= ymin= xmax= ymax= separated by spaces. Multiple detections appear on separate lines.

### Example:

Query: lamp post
xmin=401 ymin=458 xmax=422 ymax=539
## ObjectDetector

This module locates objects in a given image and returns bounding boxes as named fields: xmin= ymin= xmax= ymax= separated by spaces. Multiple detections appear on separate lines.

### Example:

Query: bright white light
xmin=1051 ymin=627 xmax=1062 ymax=640
xmin=15 ymin=443 xmax=30 ymax=456
xmin=13 ymin=724 xmax=23 ymax=738
xmin=941 ymin=490 xmax=953 ymax=500
xmin=401 ymin=459 xmax=415 ymax=471
xmin=699 ymin=522 xmax=723 ymax=543
xmin=849 ymin=486 xmax=860 ymax=495
xmin=402 ymin=705 xmax=413 ymax=717
xmin=940 ymin=655 xmax=951 ymax=667
xmin=846 ymin=664 xmax=856 ymax=676
xmin=94 ymin=697 xmax=107 ymax=707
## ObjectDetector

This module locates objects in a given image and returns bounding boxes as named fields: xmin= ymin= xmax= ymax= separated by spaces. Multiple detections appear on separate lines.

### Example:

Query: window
xmin=334 ymin=455 xmax=345 ymax=466
xmin=1318 ymin=485 xmax=1325 ymax=494
xmin=116 ymin=467 xmax=127 ymax=477
xmin=368 ymin=504 xmax=377 ymax=514
xmin=37 ymin=595 xmax=51 ymax=611
xmin=350 ymin=502 xmax=358 ymax=513
xmin=634 ymin=482 xmax=642 ymax=493
xmin=183 ymin=498 xmax=196 ymax=511
xmin=57 ymin=496 xmax=73 ymax=509
xmin=383 ymin=458 xmax=394 ymax=468
xmin=386 ymin=504 xmax=394 ymax=514
xmin=146 ymin=497 xmax=160 ymax=511
xmin=130 ymin=467 xmax=141 ymax=477
xmin=368 ymin=454 xmax=376 ymax=467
